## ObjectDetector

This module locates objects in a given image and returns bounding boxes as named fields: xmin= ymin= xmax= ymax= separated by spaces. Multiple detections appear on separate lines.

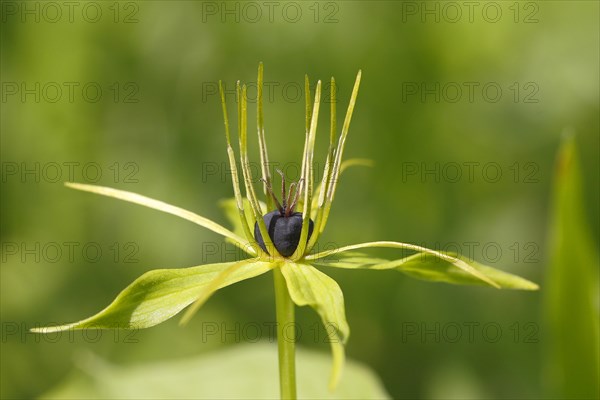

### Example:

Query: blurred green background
xmin=1 ymin=1 xmax=598 ymax=399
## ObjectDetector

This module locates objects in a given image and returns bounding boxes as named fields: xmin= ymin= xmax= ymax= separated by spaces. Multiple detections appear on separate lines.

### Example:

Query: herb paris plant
xmin=32 ymin=64 xmax=538 ymax=398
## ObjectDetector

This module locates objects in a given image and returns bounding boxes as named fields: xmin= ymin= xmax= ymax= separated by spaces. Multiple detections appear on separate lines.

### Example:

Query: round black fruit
xmin=254 ymin=211 xmax=314 ymax=257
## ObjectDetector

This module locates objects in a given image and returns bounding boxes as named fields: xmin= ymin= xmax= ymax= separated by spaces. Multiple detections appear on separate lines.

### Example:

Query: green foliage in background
xmin=1 ymin=1 xmax=598 ymax=399
xmin=42 ymin=344 xmax=390 ymax=399
xmin=544 ymin=136 xmax=599 ymax=399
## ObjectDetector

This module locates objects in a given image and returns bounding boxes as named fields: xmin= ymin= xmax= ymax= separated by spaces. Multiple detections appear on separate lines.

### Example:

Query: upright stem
xmin=273 ymin=268 xmax=297 ymax=399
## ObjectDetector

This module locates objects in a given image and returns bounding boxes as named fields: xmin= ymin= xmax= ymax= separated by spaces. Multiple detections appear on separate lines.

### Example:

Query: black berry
xmin=254 ymin=211 xmax=314 ymax=257
xmin=254 ymin=170 xmax=314 ymax=257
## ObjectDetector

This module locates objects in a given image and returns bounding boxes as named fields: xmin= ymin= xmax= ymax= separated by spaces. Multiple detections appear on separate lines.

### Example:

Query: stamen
xmin=260 ymin=178 xmax=283 ymax=213
xmin=261 ymin=170 xmax=305 ymax=217
xmin=289 ymin=179 xmax=304 ymax=214
xmin=286 ymin=182 xmax=297 ymax=216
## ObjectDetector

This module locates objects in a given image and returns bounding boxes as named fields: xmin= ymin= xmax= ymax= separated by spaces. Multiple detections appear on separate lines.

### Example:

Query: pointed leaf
xmin=179 ymin=259 xmax=263 ymax=326
xmin=32 ymin=261 xmax=272 ymax=333
xmin=393 ymin=252 xmax=538 ymax=289
xmin=308 ymin=241 xmax=538 ymax=290
xmin=280 ymin=262 xmax=350 ymax=390
xmin=65 ymin=182 xmax=253 ymax=255
xmin=315 ymin=252 xmax=538 ymax=290
xmin=307 ymin=241 xmax=500 ymax=288
xmin=312 ymin=255 xmax=392 ymax=270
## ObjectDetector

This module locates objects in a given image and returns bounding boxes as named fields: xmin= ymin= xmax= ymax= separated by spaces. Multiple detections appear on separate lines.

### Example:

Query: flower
xmin=32 ymin=64 xmax=538 ymax=390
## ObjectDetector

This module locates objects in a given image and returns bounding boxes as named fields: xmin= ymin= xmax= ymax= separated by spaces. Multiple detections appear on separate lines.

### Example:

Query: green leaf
xmin=311 ymin=254 xmax=391 ymax=270
xmin=383 ymin=253 xmax=537 ymax=290
xmin=307 ymin=241 xmax=507 ymax=288
xmin=65 ymin=182 xmax=253 ymax=255
xmin=544 ymin=136 xmax=600 ymax=398
xmin=42 ymin=344 xmax=390 ymax=399
xmin=311 ymin=244 xmax=538 ymax=290
xmin=179 ymin=259 xmax=266 ymax=326
xmin=31 ymin=260 xmax=272 ymax=333
xmin=280 ymin=262 xmax=350 ymax=390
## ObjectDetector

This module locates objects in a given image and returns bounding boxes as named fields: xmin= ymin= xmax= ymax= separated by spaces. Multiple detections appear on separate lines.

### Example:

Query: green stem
xmin=273 ymin=268 xmax=297 ymax=399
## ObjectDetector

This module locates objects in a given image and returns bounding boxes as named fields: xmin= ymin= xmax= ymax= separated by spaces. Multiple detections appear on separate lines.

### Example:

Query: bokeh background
xmin=1 ymin=1 xmax=598 ymax=399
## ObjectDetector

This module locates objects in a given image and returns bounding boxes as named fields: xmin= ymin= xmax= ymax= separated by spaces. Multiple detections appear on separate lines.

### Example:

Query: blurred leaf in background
xmin=42 ymin=343 xmax=389 ymax=399
xmin=543 ymin=135 xmax=599 ymax=399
